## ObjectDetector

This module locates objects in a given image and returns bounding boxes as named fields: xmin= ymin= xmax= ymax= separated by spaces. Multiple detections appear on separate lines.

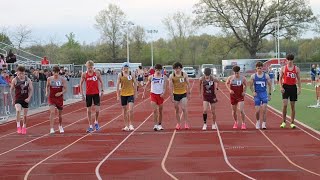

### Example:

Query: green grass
xmin=247 ymin=83 xmax=320 ymax=131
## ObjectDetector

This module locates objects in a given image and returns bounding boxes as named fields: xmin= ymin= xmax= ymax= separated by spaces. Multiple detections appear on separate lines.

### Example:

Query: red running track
xmin=0 ymin=79 xmax=319 ymax=180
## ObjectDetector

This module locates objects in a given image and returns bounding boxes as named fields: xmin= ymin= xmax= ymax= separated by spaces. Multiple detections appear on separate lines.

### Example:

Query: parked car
xmin=201 ymin=64 xmax=217 ymax=76
xmin=163 ymin=65 xmax=173 ymax=77
xmin=269 ymin=64 xmax=281 ymax=72
xmin=183 ymin=67 xmax=196 ymax=78
xmin=223 ymin=65 xmax=234 ymax=77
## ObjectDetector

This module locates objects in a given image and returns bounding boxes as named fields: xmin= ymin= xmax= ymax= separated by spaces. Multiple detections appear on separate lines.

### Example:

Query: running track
xmin=0 ymin=79 xmax=319 ymax=180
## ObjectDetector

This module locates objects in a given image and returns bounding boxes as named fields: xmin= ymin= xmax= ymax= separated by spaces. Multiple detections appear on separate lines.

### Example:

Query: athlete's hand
xmin=142 ymin=93 xmax=145 ymax=99
xmin=241 ymin=92 xmax=246 ymax=97
xmin=170 ymin=94 xmax=174 ymax=103
xmin=230 ymin=90 xmax=235 ymax=94
xmin=160 ymin=93 xmax=164 ymax=98
xmin=45 ymin=92 xmax=48 ymax=97
xmin=280 ymin=87 xmax=285 ymax=94
xmin=24 ymin=98 xmax=30 ymax=103
xmin=187 ymin=92 xmax=191 ymax=100
xmin=298 ymin=87 xmax=301 ymax=95
xmin=134 ymin=94 xmax=138 ymax=99
xmin=268 ymin=95 xmax=271 ymax=101
xmin=55 ymin=92 xmax=62 ymax=97
xmin=82 ymin=94 xmax=85 ymax=101
xmin=116 ymin=96 xmax=120 ymax=101
xmin=253 ymin=92 xmax=257 ymax=97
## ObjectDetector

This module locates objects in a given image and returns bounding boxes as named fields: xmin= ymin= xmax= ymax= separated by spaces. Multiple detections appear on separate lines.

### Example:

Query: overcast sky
xmin=0 ymin=0 xmax=319 ymax=45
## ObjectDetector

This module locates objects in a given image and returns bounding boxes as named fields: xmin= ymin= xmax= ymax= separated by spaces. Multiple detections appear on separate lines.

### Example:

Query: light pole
xmin=147 ymin=29 xmax=158 ymax=67
xmin=125 ymin=21 xmax=134 ymax=63
xmin=277 ymin=0 xmax=280 ymax=64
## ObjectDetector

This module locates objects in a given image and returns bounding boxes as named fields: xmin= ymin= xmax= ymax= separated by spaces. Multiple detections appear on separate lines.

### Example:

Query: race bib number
xmin=92 ymin=76 xmax=97 ymax=81
xmin=127 ymin=75 xmax=132 ymax=80
xmin=179 ymin=78 xmax=185 ymax=83
xmin=236 ymin=80 xmax=242 ymax=86
xmin=56 ymin=81 xmax=61 ymax=86
xmin=287 ymin=72 xmax=296 ymax=78
xmin=209 ymin=81 xmax=213 ymax=86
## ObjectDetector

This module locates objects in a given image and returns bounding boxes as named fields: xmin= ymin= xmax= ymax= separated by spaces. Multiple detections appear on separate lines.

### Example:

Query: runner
xmin=142 ymin=64 xmax=167 ymax=131
xmin=137 ymin=65 xmax=144 ymax=91
xmin=80 ymin=60 xmax=104 ymax=133
xmin=199 ymin=68 xmax=219 ymax=130
xmin=168 ymin=62 xmax=191 ymax=130
xmin=279 ymin=54 xmax=301 ymax=129
xmin=10 ymin=66 xmax=33 ymax=134
xmin=46 ymin=66 xmax=67 ymax=134
xmin=225 ymin=65 xmax=247 ymax=129
xmin=268 ymin=66 xmax=276 ymax=91
xmin=116 ymin=62 xmax=137 ymax=131
xmin=250 ymin=62 xmax=272 ymax=129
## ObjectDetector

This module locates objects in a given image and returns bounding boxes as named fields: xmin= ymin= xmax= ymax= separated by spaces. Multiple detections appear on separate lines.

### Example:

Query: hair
xmin=256 ymin=61 xmax=263 ymax=67
xmin=16 ymin=66 xmax=25 ymax=72
xmin=172 ymin=62 xmax=183 ymax=69
xmin=86 ymin=60 xmax=94 ymax=67
xmin=138 ymin=65 xmax=142 ymax=69
xmin=286 ymin=54 xmax=294 ymax=61
xmin=52 ymin=66 xmax=60 ymax=73
xmin=232 ymin=65 xmax=240 ymax=72
xmin=154 ymin=64 xmax=162 ymax=70
xmin=204 ymin=68 xmax=211 ymax=76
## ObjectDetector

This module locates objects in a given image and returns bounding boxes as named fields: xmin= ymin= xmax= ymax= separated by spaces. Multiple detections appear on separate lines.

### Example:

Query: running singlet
xmin=254 ymin=73 xmax=267 ymax=93
xmin=283 ymin=65 xmax=297 ymax=85
xmin=151 ymin=75 xmax=165 ymax=95
xmin=269 ymin=70 xmax=274 ymax=79
xmin=49 ymin=77 xmax=63 ymax=99
xmin=120 ymin=71 xmax=135 ymax=96
xmin=202 ymin=76 xmax=215 ymax=97
xmin=15 ymin=77 xmax=29 ymax=101
xmin=172 ymin=72 xmax=187 ymax=95
xmin=230 ymin=76 xmax=244 ymax=98
xmin=85 ymin=71 xmax=99 ymax=95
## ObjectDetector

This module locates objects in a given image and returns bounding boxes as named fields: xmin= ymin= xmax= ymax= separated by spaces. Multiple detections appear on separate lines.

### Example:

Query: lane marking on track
xmin=95 ymin=94 xmax=172 ymax=180
xmin=24 ymin=96 xmax=151 ymax=180
xmin=0 ymin=94 xmax=117 ymax=139
xmin=220 ymin=86 xmax=320 ymax=177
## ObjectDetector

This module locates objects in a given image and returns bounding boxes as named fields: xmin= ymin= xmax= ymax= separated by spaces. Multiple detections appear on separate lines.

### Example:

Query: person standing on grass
xmin=168 ymin=62 xmax=191 ymax=130
xmin=311 ymin=64 xmax=317 ymax=87
xmin=142 ymin=64 xmax=167 ymax=131
xmin=80 ymin=60 xmax=104 ymax=133
xmin=279 ymin=54 xmax=301 ymax=129
xmin=250 ymin=62 xmax=272 ymax=130
xmin=225 ymin=65 xmax=247 ymax=130
xmin=116 ymin=62 xmax=137 ymax=131
xmin=268 ymin=66 xmax=276 ymax=91
xmin=46 ymin=66 xmax=67 ymax=134
xmin=10 ymin=66 xmax=33 ymax=135
xmin=199 ymin=68 xmax=220 ymax=130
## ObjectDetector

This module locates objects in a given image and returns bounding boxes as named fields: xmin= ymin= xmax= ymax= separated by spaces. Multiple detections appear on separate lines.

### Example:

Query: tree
xmin=163 ymin=11 xmax=198 ymax=61
xmin=0 ymin=26 xmax=12 ymax=46
xmin=13 ymin=25 xmax=32 ymax=49
xmin=131 ymin=26 xmax=146 ymax=62
xmin=194 ymin=0 xmax=317 ymax=58
xmin=95 ymin=4 xmax=127 ymax=61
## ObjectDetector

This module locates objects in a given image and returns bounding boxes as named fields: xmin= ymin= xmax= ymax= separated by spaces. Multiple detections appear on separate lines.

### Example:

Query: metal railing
xmin=0 ymin=74 xmax=118 ymax=122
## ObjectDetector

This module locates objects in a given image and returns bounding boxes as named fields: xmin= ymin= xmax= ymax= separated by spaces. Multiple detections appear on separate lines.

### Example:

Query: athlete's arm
xmin=162 ymin=75 xmax=168 ymax=95
xmin=265 ymin=74 xmax=272 ymax=95
xmin=242 ymin=76 xmax=247 ymax=94
xmin=185 ymin=72 xmax=191 ymax=95
xmin=142 ymin=76 xmax=152 ymax=98
xmin=168 ymin=74 xmax=173 ymax=94
xmin=249 ymin=74 xmax=255 ymax=94
xmin=96 ymin=71 xmax=104 ymax=92
xmin=132 ymin=73 xmax=138 ymax=97
xmin=45 ymin=77 xmax=51 ymax=97
xmin=10 ymin=78 xmax=16 ymax=104
xmin=279 ymin=66 xmax=284 ymax=91
xmin=26 ymin=78 xmax=33 ymax=101
xmin=61 ymin=78 xmax=67 ymax=95
xmin=296 ymin=66 xmax=302 ymax=94
xmin=213 ymin=76 xmax=219 ymax=90
xmin=79 ymin=73 xmax=85 ymax=96
xmin=116 ymin=73 xmax=121 ymax=99
xmin=199 ymin=76 xmax=203 ymax=96
xmin=225 ymin=76 xmax=232 ymax=93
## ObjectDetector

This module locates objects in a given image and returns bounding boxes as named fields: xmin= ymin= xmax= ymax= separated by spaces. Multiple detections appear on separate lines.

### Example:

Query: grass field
xmin=247 ymin=83 xmax=320 ymax=131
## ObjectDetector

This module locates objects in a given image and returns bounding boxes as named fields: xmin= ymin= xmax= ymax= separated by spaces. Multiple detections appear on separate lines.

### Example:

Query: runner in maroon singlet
xmin=10 ymin=66 xmax=33 ymax=135
xmin=46 ymin=66 xmax=67 ymax=134
xmin=80 ymin=60 xmax=104 ymax=133
xmin=225 ymin=66 xmax=247 ymax=130
xmin=199 ymin=68 xmax=219 ymax=130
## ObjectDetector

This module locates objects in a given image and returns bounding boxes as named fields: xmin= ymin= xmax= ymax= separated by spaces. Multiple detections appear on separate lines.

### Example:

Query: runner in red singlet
xmin=46 ymin=66 xmax=67 ymax=134
xmin=80 ymin=60 xmax=104 ymax=133
xmin=279 ymin=54 xmax=301 ymax=129
xmin=225 ymin=65 xmax=247 ymax=129
xmin=10 ymin=66 xmax=33 ymax=135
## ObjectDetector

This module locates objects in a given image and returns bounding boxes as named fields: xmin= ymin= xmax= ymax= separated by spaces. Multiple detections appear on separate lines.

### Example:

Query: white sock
xmin=89 ymin=125 xmax=93 ymax=128
xmin=94 ymin=120 xmax=98 ymax=124
xmin=17 ymin=122 xmax=20 ymax=128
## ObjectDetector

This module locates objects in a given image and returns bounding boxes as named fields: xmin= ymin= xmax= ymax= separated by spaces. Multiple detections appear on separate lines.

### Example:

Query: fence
xmin=0 ymin=74 xmax=118 ymax=122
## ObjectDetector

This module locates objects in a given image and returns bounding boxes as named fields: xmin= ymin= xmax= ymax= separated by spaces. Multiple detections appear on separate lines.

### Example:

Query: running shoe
xmin=17 ymin=127 xmax=22 ymax=134
xmin=184 ymin=122 xmax=190 ymax=130
xmin=50 ymin=128 xmax=55 ymax=134
xmin=129 ymin=124 xmax=134 ymax=131
xmin=122 ymin=126 xmax=129 ymax=131
xmin=95 ymin=123 xmax=100 ymax=131
xmin=59 ymin=126 xmax=64 ymax=133
xmin=212 ymin=123 xmax=217 ymax=130
xmin=241 ymin=123 xmax=246 ymax=130
xmin=21 ymin=127 xmax=27 ymax=134
xmin=262 ymin=122 xmax=267 ymax=129
xmin=233 ymin=121 xmax=238 ymax=129
xmin=290 ymin=123 xmax=296 ymax=129
xmin=157 ymin=125 xmax=164 ymax=130
xmin=280 ymin=122 xmax=286 ymax=128
xmin=255 ymin=120 xmax=260 ymax=129
xmin=153 ymin=125 xmax=158 ymax=131
xmin=86 ymin=127 xmax=94 ymax=133
xmin=202 ymin=124 xmax=207 ymax=131
xmin=175 ymin=123 xmax=181 ymax=130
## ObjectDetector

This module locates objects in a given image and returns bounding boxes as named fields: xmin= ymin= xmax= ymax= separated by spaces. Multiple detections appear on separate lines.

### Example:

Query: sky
xmin=0 ymin=0 xmax=319 ymax=45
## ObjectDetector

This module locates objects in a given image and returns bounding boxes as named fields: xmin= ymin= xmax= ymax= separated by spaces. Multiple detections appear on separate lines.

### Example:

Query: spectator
xmin=41 ymin=56 xmax=50 ymax=65
xmin=6 ymin=50 xmax=17 ymax=63
xmin=149 ymin=67 xmax=155 ymax=75
xmin=39 ymin=69 xmax=47 ymax=81
xmin=311 ymin=64 xmax=317 ymax=86
xmin=0 ymin=69 xmax=8 ymax=85
xmin=0 ymin=54 xmax=6 ymax=69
